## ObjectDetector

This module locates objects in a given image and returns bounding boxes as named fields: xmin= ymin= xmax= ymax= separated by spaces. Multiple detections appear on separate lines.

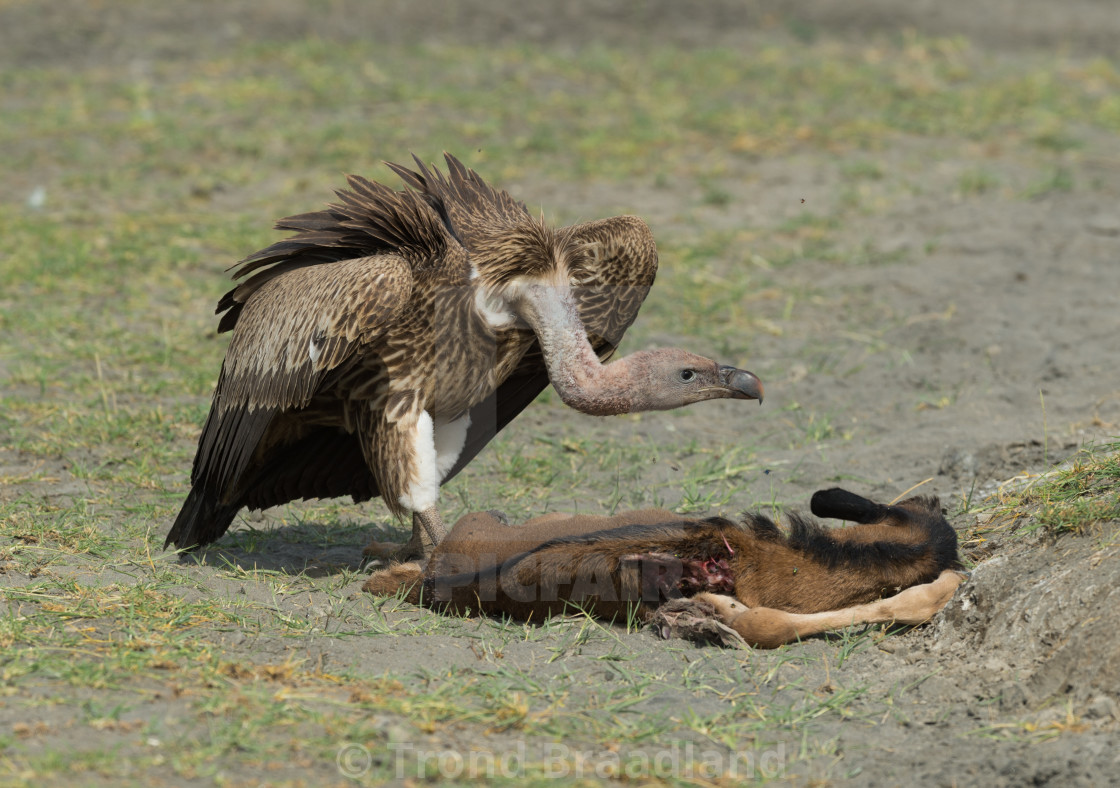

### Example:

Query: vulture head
xmin=626 ymin=350 xmax=764 ymax=412
xmin=510 ymin=280 xmax=763 ymax=418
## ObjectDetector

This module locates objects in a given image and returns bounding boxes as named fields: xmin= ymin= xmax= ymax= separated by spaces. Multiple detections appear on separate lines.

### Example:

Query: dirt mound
xmin=937 ymin=528 xmax=1120 ymax=716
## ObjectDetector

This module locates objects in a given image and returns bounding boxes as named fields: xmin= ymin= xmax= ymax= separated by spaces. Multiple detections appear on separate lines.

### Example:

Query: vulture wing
xmin=443 ymin=214 xmax=659 ymax=483
xmin=211 ymin=254 xmax=413 ymax=420
xmin=166 ymin=255 xmax=414 ymax=549
xmin=169 ymin=176 xmax=467 ymax=549
xmin=198 ymin=180 xmax=456 ymax=493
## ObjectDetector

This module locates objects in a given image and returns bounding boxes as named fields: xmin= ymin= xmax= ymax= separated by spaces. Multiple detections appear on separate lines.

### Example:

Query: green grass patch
xmin=962 ymin=440 xmax=1120 ymax=547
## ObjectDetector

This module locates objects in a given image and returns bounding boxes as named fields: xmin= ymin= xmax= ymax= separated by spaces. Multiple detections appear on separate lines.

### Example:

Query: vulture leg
xmin=359 ymin=397 xmax=454 ymax=561
xmin=414 ymin=505 xmax=448 ymax=544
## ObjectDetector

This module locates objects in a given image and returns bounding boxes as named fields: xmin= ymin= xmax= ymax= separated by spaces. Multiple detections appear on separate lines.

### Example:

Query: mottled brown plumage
xmin=167 ymin=154 xmax=763 ymax=556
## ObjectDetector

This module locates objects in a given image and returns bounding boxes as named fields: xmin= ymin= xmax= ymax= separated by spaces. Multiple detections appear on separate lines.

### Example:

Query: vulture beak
xmin=718 ymin=366 xmax=765 ymax=404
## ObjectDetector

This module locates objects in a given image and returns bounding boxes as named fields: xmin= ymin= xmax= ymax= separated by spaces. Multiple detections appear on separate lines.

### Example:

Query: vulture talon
xmin=361 ymin=538 xmax=431 ymax=564
xmin=386 ymin=537 xmax=435 ymax=563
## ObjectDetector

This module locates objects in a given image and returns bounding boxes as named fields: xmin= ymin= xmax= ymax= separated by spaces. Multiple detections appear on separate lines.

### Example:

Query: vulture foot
xmin=362 ymin=535 xmax=431 ymax=562
xmin=362 ymin=508 xmax=447 ymax=562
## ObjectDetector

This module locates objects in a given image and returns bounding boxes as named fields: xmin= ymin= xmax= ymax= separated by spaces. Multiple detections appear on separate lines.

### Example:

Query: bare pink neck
xmin=552 ymin=351 xmax=646 ymax=416
xmin=512 ymin=281 xmax=646 ymax=416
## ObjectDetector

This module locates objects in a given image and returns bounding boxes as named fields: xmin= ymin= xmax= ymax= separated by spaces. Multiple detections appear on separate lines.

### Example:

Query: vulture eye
xmin=678 ymin=369 xmax=697 ymax=383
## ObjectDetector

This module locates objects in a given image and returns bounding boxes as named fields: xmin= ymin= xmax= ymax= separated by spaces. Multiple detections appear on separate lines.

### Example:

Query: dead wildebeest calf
xmin=363 ymin=487 xmax=966 ymax=648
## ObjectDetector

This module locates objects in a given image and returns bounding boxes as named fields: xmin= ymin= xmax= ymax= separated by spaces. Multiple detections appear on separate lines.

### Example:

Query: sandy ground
xmin=3 ymin=1 xmax=1120 ymax=785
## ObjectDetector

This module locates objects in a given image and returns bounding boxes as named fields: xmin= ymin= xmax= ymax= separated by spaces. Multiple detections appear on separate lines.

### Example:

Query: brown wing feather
xmin=217 ymin=174 xmax=460 ymax=334
xmin=218 ymin=254 xmax=412 ymax=411
xmin=237 ymin=426 xmax=377 ymax=511
xmin=444 ymin=215 xmax=659 ymax=484
xmin=193 ymin=254 xmax=411 ymax=501
xmin=230 ymin=177 xmax=452 ymax=282
xmin=384 ymin=153 xmax=530 ymax=250
xmin=565 ymin=214 xmax=659 ymax=346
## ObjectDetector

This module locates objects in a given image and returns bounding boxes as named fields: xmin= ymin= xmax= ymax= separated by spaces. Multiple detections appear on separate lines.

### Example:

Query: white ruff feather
xmin=399 ymin=410 xmax=439 ymax=512
xmin=433 ymin=414 xmax=471 ymax=480
xmin=473 ymin=279 xmax=517 ymax=328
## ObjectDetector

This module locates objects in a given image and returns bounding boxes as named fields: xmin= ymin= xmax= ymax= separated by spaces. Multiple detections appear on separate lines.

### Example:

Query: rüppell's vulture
xmin=167 ymin=154 xmax=764 ymax=558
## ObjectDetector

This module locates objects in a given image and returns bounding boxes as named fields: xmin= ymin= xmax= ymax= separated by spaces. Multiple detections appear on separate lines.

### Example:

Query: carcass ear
xmin=810 ymin=488 xmax=891 ymax=524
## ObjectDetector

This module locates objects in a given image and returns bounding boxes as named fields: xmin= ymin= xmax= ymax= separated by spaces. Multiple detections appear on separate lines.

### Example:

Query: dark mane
xmin=741 ymin=499 xmax=961 ymax=574
xmin=784 ymin=513 xmax=929 ymax=570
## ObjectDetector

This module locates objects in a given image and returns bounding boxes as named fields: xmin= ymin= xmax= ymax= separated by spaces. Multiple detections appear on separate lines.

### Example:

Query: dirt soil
xmin=4 ymin=1 xmax=1120 ymax=785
